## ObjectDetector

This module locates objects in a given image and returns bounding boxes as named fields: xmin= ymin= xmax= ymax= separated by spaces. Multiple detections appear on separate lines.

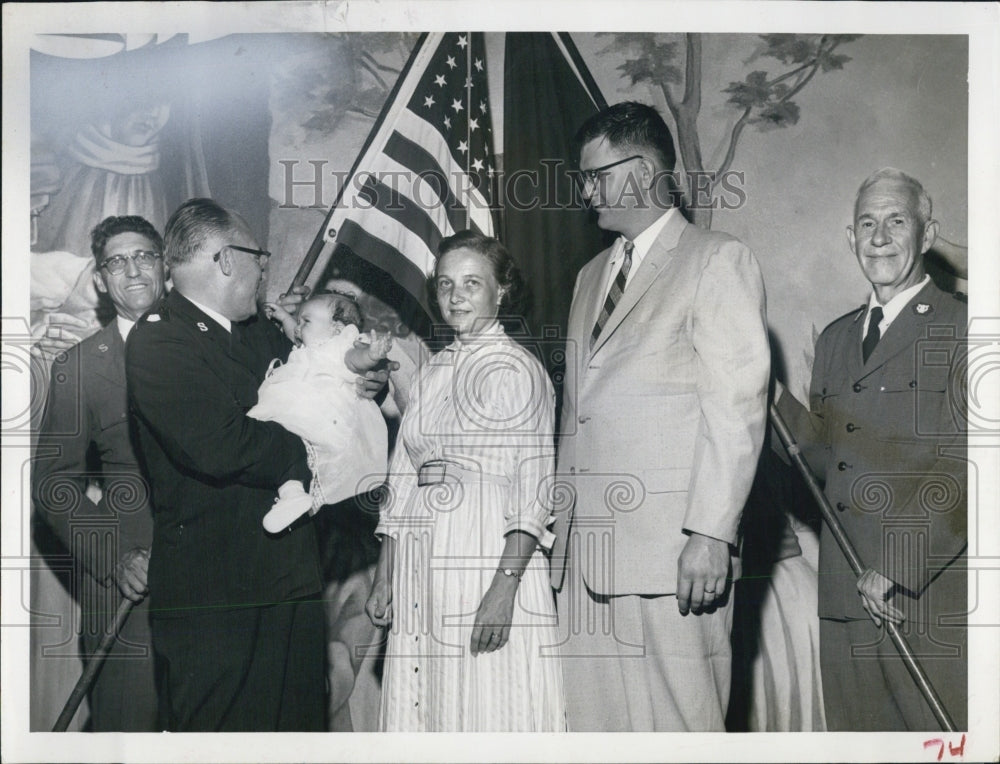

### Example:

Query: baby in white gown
xmin=249 ymin=292 xmax=392 ymax=533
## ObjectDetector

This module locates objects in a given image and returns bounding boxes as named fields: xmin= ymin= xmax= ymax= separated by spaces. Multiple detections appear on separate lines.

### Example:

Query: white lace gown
xmin=248 ymin=325 xmax=388 ymax=506
xmin=376 ymin=324 xmax=565 ymax=731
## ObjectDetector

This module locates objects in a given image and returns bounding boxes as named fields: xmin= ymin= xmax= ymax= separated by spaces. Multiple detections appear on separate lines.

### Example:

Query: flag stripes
xmin=321 ymin=32 xmax=497 ymax=309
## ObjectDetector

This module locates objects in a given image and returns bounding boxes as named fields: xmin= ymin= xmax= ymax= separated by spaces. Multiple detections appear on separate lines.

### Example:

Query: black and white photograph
xmin=2 ymin=2 xmax=998 ymax=762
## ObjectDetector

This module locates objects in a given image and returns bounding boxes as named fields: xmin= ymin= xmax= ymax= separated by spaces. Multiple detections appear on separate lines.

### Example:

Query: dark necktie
xmin=590 ymin=240 xmax=634 ymax=350
xmin=862 ymin=306 xmax=883 ymax=363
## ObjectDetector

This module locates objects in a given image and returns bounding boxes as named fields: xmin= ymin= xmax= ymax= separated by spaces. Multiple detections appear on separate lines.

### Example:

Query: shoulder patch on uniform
xmin=824 ymin=304 xmax=865 ymax=332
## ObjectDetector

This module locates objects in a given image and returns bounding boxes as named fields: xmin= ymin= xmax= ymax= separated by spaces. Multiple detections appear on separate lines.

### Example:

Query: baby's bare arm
xmin=263 ymin=302 xmax=298 ymax=343
xmin=345 ymin=330 xmax=393 ymax=374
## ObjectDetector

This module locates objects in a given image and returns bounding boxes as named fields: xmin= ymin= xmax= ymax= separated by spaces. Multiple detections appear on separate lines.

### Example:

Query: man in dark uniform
xmin=125 ymin=198 xmax=388 ymax=731
xmin=777 ymin=168 xmax=967 ymax=730
xmin=33 ymin=215 xmax=165 ymax=731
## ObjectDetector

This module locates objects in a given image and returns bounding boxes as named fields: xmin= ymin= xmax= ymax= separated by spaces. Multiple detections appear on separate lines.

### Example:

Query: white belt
xmin=417 ymin=460 xmax=509 ymax=487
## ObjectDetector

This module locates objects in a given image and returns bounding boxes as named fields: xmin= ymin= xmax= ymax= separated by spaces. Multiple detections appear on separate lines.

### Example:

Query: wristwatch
xmin=501 ymin=568 xmax=522 ymax=579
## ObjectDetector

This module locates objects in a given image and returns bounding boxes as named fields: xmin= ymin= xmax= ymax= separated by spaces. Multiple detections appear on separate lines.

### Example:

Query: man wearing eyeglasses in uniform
xmin=125 ymin=198 xmax=391 ymax=731
xmin=550 ymin=102 xmax=770 ymax=731
xmin=33 ymin=215 xmax=166 ymax=730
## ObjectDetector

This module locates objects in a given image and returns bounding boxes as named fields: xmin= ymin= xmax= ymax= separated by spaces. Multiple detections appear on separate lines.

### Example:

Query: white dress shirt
xmin=863 ymin=274 xmax=931 ymax=337
xmin=601 ymin=207 xmax=680 ymax=300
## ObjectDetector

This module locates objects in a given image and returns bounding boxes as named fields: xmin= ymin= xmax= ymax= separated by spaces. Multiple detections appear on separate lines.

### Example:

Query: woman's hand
xmin=365 ymin=538 xmax=395 ymax=628
xmin=470 ymin=572 xmax=519 ymax=656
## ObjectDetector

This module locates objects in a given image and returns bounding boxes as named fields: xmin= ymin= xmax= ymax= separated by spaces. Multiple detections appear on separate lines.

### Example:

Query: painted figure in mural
xmin=775 ymin=168 xmax=967 ymax=730
xmin=29 ymin=144 xmax=102 ymax=363
xmin=550 ymin=101 xmax=770 ymax=731
xmin=124 ymin=198 xmax=388 ymax=731
xmin=365 ymin=231 xmax=566 ymax=731
xmin=251 ymin=291 xmax=392 ymax=532
xmin=32 ymin=215 xmax=166 ymax=731
xmin=30 ymin=101 xmax=174 ymax=346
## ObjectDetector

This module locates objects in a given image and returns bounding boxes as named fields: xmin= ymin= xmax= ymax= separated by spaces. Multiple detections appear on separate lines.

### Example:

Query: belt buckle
xmin=418 ymin=462 xmax=450 ymax=486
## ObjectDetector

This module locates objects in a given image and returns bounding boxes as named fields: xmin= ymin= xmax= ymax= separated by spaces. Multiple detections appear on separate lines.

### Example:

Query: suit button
xmin=836 ymin=502 xmax=847 ymax=511
xmin=846 ymin=423 xmax=857 ymax=432
xmin=838 ymin=461 xmax=850 ymax=471
xmin=909 ymin=380 xmax=917 ymax=388
xmin=852 ymin=383 xmax=862 ymax=393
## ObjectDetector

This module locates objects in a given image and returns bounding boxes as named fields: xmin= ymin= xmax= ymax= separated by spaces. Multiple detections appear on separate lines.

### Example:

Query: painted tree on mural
xmin=599 ymin=33 xmax=862 ymax=228
xmin=272 ymin=33 xmax=420 ymax=133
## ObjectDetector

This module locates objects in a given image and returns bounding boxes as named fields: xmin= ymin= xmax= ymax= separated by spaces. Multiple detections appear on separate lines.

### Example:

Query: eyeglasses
xmin=99 ymin=250 xmax=163 ymax=275
xmin=213 ymin=244 xmax=271 ymax=268
xmin=577 ymin=154 xmax=645 ymax=186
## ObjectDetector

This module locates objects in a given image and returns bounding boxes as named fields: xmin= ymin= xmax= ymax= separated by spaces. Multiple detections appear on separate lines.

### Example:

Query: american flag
xmin=324 ymin=33 xmax=497 ymax=307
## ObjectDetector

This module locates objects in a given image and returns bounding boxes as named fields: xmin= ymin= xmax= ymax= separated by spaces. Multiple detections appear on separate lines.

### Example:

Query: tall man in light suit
xmin=551 ymin=102 xmax=770 ymax=731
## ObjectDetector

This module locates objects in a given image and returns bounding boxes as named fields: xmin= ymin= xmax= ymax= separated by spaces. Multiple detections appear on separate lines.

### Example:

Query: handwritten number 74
xmin=923 ymin=734 xmax=966 ymax=761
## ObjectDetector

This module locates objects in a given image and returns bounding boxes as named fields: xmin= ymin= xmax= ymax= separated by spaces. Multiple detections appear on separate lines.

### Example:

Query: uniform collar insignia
xmin=913 ymin=302 xmax=932 ymax=315
xmin=146 ymin=314 xmax=161 ymax=322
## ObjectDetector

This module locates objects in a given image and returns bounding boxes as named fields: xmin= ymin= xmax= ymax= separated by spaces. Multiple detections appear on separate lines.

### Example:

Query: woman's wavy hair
xmin=427 ymin=230 xmax=528 ymax=324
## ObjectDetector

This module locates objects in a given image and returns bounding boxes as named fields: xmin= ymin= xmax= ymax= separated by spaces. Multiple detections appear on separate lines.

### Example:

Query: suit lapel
xmin=90 ymin=322 xmax=126 ymax=388
xmin=844 ymin=306 xmax=866 ymax=382
xmin=168 ymin=291 xmax=263 ymax=383
xmin=862 ymin=281 xmax=943 ymax=375
xmin=590 ymin=211 xmax=686 ymax=357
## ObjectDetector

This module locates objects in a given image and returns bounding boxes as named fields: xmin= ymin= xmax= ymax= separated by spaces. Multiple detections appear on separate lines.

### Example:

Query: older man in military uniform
xmin=776 ymin=168 xmax=967 ymax=730
xmin=33 ymin=215 xmax=165 ymax=731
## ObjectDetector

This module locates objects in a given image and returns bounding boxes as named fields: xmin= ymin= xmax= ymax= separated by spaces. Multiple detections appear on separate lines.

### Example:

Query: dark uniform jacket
xmin=32 ymin=319 xmax=159 ymax=730
xmin=125 ymin=289 xmax=321 ymax=617
xmin=33 ymin=321 xmax=154 ymax=588
xmin=779 ymin=279 xmax=967 ymax=624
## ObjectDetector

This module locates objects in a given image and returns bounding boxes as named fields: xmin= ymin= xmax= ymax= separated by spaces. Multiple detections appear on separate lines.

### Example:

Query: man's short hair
xmin=163 ymin=198 xmax=238 ymax=267
xmin=856 ymin=167 xmax=933 ymax=222
xmin=574 ymin=101 xmax=677 ymax=172
xmin=90 ymin=215 xmax=163 ymax=262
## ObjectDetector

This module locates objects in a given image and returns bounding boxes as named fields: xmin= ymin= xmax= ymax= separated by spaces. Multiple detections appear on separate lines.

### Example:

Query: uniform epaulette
xmin=824 ymin=303 xmax=866 ymax=332
xmin=139 ymin=301 xmax=169 ymax=323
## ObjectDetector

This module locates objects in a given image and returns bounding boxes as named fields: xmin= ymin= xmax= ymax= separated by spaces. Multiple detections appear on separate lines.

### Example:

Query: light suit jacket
xmin=551 ymin=210 xmax=770 ymax=595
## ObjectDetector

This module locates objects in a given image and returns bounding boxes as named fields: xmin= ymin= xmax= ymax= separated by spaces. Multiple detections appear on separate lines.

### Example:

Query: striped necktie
xmin=590 ymin=240 xmax=634 ymax=350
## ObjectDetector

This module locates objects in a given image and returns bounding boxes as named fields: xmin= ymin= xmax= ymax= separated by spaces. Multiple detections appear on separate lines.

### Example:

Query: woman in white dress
xmin=365 ymin=231 xmax=565 ymax=731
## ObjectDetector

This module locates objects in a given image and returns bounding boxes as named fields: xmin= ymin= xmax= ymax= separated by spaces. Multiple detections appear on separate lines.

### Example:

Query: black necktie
xmin=590 ymin=240 xmax=634 ymax=350
xmin=862 ymin=306 xmax=883 ymax=363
